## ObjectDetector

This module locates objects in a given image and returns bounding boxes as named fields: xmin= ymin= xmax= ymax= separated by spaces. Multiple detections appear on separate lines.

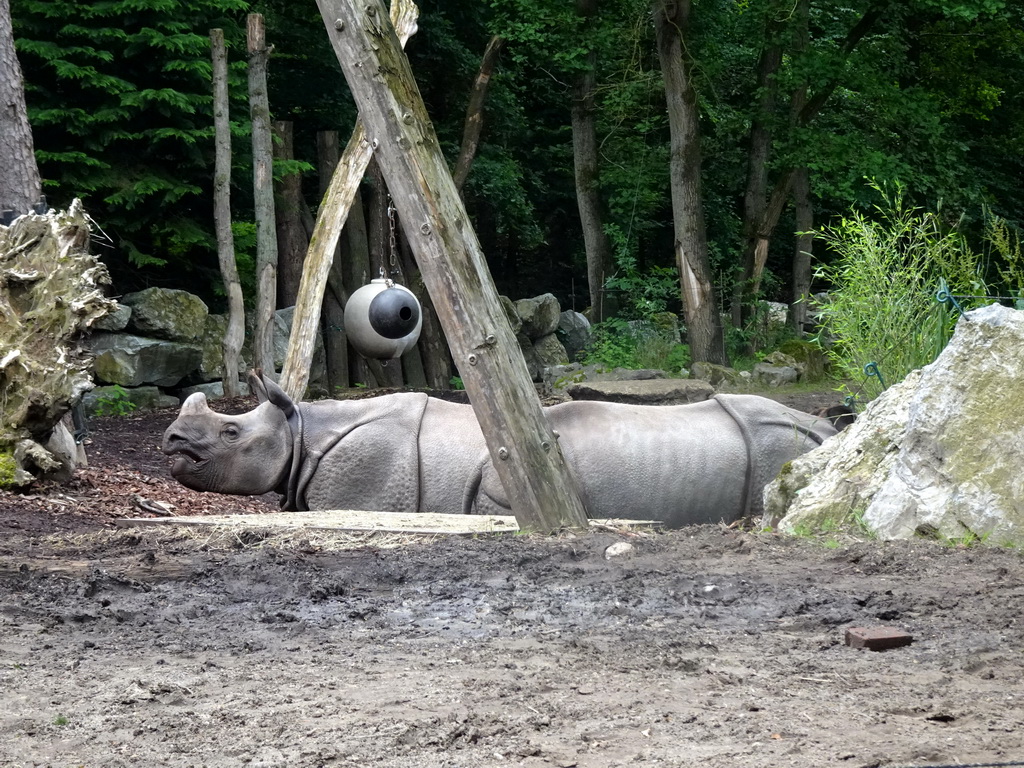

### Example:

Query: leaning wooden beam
xmin=315 ymin=0 xmax=590 ymax=534
xmin=279 ymin=0 xmax=418 ymax=401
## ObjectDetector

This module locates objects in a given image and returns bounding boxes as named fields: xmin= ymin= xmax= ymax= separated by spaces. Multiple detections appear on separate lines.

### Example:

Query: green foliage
xmin=814 ymin=182 xmax=991 ymax=400
xmin=94 ymin=385 xmax=138 ymax=418
xmin=0 ymin=451 xmax=17 ymax=489
xmin=580 ymin=318 xmax=690 ymax=372
xmin=986 ymin=215 xmax=1024 ymax=305
xmin=14 ymin=0 xmax=250 ymax=300
xmin=449 ymin=376 xmax=465 ymax=390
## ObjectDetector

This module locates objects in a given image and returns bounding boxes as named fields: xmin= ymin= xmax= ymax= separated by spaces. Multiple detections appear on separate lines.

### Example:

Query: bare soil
xmin=1 ymin=391 xmax=1023 ymax=768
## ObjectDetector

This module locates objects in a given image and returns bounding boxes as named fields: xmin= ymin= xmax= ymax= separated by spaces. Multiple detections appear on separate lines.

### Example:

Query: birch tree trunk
xmin=210 ymin=28 xmax=244 ymax=398
xmin=653 ymin=0 xmax=727 ymax=365
xmin=316 ymin=0 xmax=590 ymax=533
xmin=572 ymin=0 xmax=614 ymax=323
xmin=247 ymin=13 xmax=277 ymax=376
xmin=0 ymin=0 xmax=42 ymax=218
xmin=278 ymin=0 xmax=418 ymax=401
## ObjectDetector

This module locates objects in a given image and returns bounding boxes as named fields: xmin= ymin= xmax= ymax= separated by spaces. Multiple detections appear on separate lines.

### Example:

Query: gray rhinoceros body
xmin=162 ymin=374 xmax=836 ymax=526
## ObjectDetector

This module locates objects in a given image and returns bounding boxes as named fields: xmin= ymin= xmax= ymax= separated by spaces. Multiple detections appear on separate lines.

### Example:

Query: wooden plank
xmin=115 ymin=511 xmax=663 ymax=536
xmin=315 ymin=0 xmax=590 ymax=534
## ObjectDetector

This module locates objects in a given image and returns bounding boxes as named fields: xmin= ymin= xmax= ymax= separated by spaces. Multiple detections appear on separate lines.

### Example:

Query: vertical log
xmin=316 ymin=0 xmax=589 ymax=533
xmin=247 ymin=13 xmax=277 ymax=375
xmin=273 ymin=120 xmax=309 ymax=308
xmin=210 ymin=29 xmax=245 ymax=398
xmin=316 ymin=130 xmax=349 ymax=392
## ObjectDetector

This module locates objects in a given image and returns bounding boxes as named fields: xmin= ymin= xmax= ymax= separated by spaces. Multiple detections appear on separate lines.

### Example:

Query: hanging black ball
xmin=368 ymin=287 xmax=421 ymax=339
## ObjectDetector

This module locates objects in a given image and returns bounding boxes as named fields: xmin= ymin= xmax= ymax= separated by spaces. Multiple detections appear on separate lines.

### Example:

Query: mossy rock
xmin=777 ymin=339 xmax=828 ymax=381
xmin=0 ymin=449 xmax=17 ymax=489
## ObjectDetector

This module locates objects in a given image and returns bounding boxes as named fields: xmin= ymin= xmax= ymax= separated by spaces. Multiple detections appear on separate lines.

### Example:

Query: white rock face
xmin=764 ymin=304 xmax=1024 ymax=545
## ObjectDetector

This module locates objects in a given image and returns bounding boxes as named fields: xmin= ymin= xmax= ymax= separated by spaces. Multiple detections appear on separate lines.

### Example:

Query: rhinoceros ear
xmin=248 ymin=369 xmax=269 ymax=403
xmin=180 ymin=392 xmax=212 ymax=416
xmin=254 ymin=372 xmax=296 ymax=418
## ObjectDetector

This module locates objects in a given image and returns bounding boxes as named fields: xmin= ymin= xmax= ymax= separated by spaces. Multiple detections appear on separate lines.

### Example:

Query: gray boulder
xmin=122 ymin=287 xmax=209 ymax=342
xmin=179 ymin=380 xmax=251 ymax=401
xmin=92 ymin=302 xmax=131 ymax=332
xmin=499 ymin=295 xmax=523 ymax=337
xmin=90 ymin=332 xmax=202 ymax=387
xmin=532 ymin=333 xmax=570 ymax=369
xmin=515 ymin=293 xmax=561 ymax=340
xmin=272 ymin=307 xmax=326 ymax=389
xmin=765 ymin=304 xmax=1024 ymax=545
xmin=690 ymin=361 xmax=743 ymax=387
xmin=752 ymin=360 xmax=799 ymax=387
xmin=557 ymin=310 xmax=591 ymax=362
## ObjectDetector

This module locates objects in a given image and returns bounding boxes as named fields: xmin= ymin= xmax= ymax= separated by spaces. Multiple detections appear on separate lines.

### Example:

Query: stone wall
xmin=84 ymin=288 xmax=591 ymax=413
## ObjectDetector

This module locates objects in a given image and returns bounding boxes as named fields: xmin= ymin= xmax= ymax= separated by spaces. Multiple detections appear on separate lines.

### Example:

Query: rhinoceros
xmin=161 ymin=373 xmax=836 ymax=526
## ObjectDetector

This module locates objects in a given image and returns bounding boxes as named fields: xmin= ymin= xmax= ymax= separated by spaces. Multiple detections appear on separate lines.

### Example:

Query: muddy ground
xmin=1 ymin=391 xmax=1023 ymax=768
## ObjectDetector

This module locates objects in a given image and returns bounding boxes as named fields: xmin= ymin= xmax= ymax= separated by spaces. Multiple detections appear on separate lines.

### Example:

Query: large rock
xmin=122 ymin=287 xmax=209 ymax=342
xmin=89 ymin=332 xmax=202 ymax=387
xmin=690 ymin=361 xmax=743 ymax=387
xmin=532 ymin=332 xmax=570 ymax=369
xmin=557 ymin=310 xmax=591 ymax=362
xmin=515 ymin=293 xmax=561 ymax=340
xmin=273 ymin=307 xmax=326 ymax=391
xmin=766 ymin=305 xmax=1024 ymax=545
xmin=566 ymin=378 xmax=713 ymax=405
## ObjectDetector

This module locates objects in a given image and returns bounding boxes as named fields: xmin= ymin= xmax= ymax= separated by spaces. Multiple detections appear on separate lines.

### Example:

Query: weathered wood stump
xmin=0 ymin=200 xmax=115 ymax=486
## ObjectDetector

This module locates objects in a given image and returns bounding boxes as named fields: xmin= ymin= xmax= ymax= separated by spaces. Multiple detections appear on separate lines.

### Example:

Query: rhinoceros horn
xmin=179 ymin=391 xmax=213 ymax=416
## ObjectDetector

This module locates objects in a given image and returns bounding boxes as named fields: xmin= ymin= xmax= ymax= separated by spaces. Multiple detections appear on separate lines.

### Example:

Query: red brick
xmin=844 ymin=626 xmax=914 ymax=651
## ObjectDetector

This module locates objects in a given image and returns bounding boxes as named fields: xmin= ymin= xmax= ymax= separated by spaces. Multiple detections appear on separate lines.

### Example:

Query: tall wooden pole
xmin=247 ymin=13 xmax=277 ymax=375
xmin=315 ymin=0 xmax=589 ymax=533
xmin=210 ymin=29 xmax=245 ymax=398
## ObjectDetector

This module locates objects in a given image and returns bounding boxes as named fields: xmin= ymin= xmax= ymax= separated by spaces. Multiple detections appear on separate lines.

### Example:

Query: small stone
xmin=604 ymin=542 xmax=634 ymax=559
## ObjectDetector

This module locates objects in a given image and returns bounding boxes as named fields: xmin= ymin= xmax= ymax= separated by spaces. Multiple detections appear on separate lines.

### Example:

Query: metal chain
xmin=385 ymin=195 xmax=399 ymax=287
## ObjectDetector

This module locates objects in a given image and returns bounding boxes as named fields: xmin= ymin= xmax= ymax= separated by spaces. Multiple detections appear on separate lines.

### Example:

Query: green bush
xmin=581 ymin=318 xmax=690 ymax=372
xmin=815 ymin=182 xmax=991 ymax=400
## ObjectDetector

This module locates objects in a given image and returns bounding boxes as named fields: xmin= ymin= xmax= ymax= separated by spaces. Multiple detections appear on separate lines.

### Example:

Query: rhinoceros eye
xmin=221 ymin=424 xmax=240 ymax=442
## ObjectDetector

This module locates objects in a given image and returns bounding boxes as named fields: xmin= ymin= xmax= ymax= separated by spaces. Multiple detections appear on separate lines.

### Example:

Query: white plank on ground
xmin=115 ymin=510 xmax=661 ymax=536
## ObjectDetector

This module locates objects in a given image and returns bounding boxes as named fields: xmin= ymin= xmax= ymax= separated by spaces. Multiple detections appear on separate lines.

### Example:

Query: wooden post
xmin=247 ymin=13 xmax=277 ymax=375
xmin=315 ymin=0 xmax=590 ymax=533
xmin=210 ymin=29 xmax=245 ymax=398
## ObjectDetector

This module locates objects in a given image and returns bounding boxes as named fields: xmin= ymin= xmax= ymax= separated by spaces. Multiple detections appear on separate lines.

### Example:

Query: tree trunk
xmin=317 ymin=0 xmax=590 ymax=533
xmin=790 ymin=166 xmax=813 ymax=333
xmin=316 ymin=130 xmax=349 ymax=392
xmin=452 ymin=35 xmax=504 ymax=194
xmin=0 ymin=0 xmax=42 ymax=219
xmin=738 ymin=0 xmax=885 ymax=315
xmin=732 ymin=1 xmax=784 ymax=326
xmin=572 ymin=0 xmax=615 ymax=323
xmin=247 ymin=13 xmax=277 ymax=376
xmin=788 ymin=0 xmax=813 ymax=335
xmin=273 ymin=120 xmax=308 ymax=308
xmin=652 ymin=0 xmax=727 ymax=365
xmin=210 ymin=29 xmax=245 ymax=398
xmin=277 ymin=0 xmax=418 ymax=400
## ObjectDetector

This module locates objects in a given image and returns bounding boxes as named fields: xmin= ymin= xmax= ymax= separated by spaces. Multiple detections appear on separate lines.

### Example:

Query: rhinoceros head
xmin=161 ymin=373 xmax=297 ymax=496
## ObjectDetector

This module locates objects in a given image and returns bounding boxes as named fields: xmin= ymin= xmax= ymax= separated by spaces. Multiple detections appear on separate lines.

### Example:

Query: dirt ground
xmin=1 ymin=390 xmax=1023 ymax=768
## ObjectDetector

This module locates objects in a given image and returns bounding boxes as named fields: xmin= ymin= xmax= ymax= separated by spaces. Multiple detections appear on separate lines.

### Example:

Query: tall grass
xmin=814 ymin=183 xmax=990 ymax=401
